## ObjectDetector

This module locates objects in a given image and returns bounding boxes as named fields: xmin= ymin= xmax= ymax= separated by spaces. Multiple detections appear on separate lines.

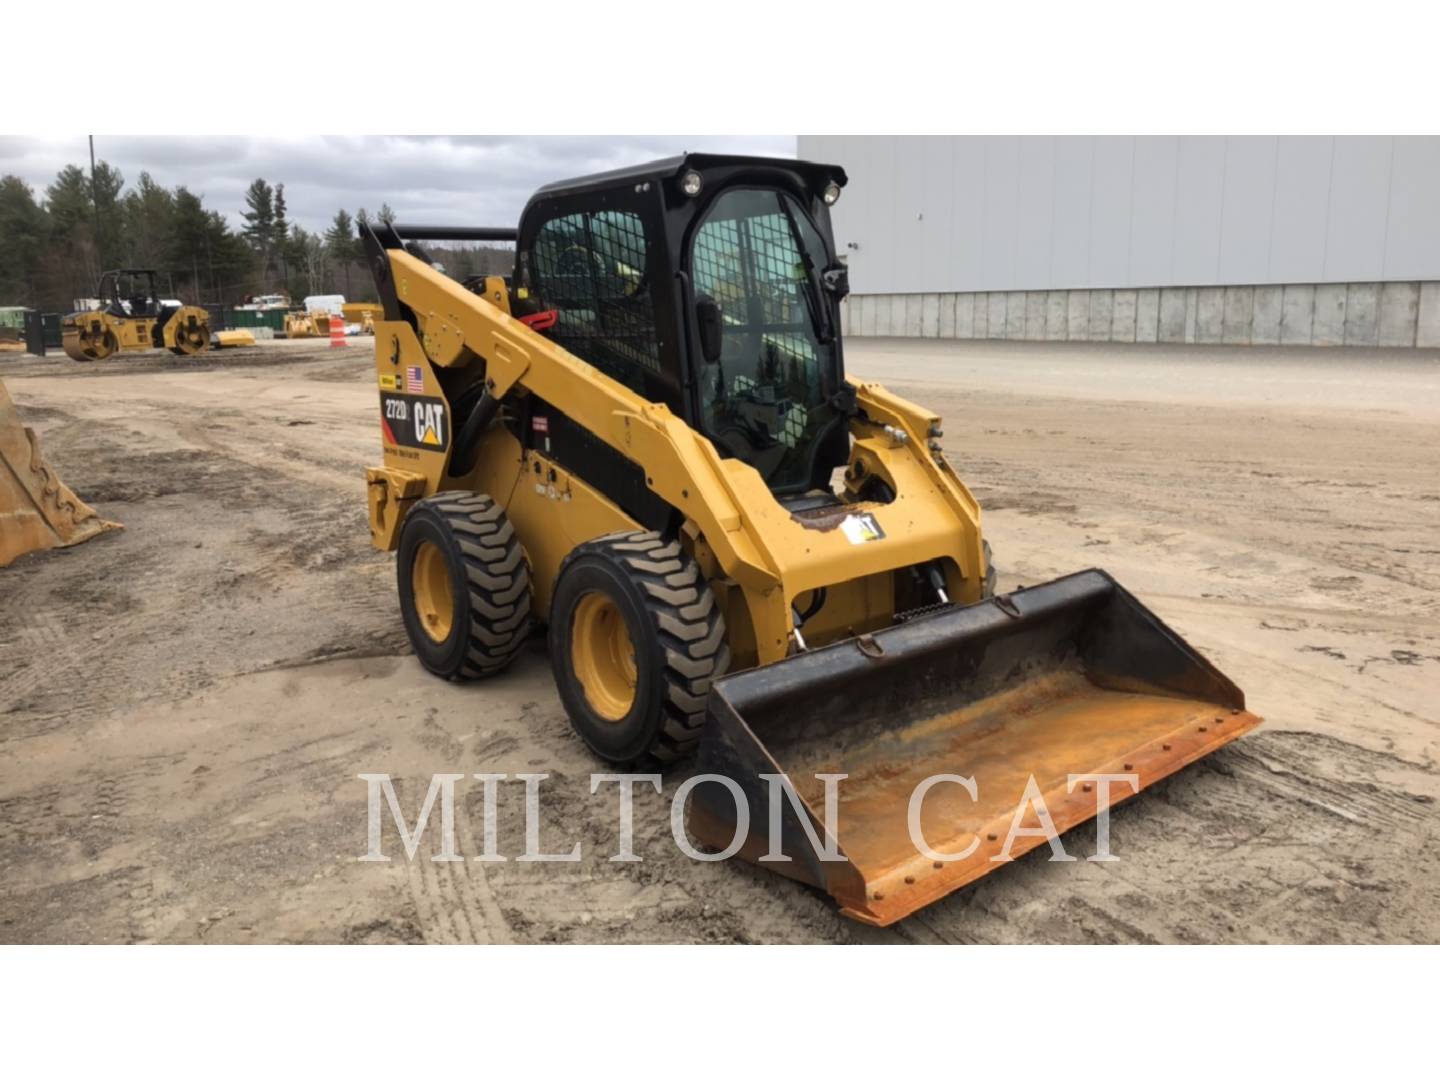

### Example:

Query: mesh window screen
xmin=692 ymin=196 xmax=821 ymax=400
xmin=532 ymin=210 xmax=661 ymax=378
xmin=690 ymin=189 xmax=833 ymax=490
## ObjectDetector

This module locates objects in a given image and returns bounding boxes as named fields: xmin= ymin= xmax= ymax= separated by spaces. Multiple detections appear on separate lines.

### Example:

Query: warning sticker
xmin=840 ymin=512 xmax=886 ymax=545
xmin=380 ymin=392 xmax=448 ymax=452
xmin=378 ymin=373 xmax=398 ymax=391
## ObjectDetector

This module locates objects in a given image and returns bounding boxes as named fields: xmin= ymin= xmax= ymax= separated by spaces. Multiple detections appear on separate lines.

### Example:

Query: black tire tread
xmin=421 ymin=491 xmax=531 ymax=678
xmin=571 ymin=530 xmax=728 ymax=762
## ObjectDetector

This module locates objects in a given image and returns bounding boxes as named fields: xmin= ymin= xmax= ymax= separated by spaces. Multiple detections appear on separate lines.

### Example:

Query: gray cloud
xmin=0 ymin=135 xmax=796 ymax=232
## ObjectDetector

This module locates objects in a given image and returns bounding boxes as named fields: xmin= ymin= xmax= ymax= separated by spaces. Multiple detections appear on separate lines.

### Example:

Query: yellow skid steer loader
xmin=360 ymin=154 xmax=1261 ymax=925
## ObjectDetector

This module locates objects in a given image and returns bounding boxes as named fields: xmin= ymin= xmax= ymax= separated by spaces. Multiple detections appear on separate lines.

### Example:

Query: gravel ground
xmin=1 ymin=337 xmax=1436 ymax=943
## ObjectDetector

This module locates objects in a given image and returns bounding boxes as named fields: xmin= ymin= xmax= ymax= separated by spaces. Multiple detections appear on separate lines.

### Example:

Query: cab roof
xmin=528 ymin=152 xmax=847 ymax=204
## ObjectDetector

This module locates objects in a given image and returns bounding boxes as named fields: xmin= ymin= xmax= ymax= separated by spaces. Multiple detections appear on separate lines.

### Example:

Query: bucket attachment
xmin=0 ymin=379 xmax=120 ymax=567
xmin=690 ymin=569 xmax=1261 ymax=926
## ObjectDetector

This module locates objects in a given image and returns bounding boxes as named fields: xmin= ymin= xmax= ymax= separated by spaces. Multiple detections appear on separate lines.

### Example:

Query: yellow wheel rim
xmin=411 ymin=540 xmax=454 ymax=643
xmin=571 ymin=591 xmax=637 ymax=721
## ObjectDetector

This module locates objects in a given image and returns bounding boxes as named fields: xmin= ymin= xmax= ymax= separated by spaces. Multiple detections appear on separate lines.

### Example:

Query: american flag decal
xmin=405 ymin=365 xmax=424 ymax=394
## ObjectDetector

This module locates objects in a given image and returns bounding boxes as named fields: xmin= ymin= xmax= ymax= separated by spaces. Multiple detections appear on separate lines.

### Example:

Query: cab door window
xmin=689 ymin=188 xmax=840 ymax=493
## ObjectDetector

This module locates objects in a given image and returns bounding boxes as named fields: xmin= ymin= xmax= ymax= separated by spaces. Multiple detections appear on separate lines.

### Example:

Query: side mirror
xmin=696 ymin=294 xmax=723 ymax=364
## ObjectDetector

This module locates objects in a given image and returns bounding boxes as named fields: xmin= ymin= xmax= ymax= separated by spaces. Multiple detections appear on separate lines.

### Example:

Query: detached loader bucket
xmin=690 ymin=570 xmax=1261 ymax=926
xmin=0 ymin=379 xmax=120 ymax=567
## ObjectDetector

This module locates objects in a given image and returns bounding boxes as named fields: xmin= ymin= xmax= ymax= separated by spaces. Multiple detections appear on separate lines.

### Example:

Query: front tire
xmin=396 ymin=492 xmax=532 ymax=680
xmin=550 ymin=532 xmax=727 ymax=764
xmin=169 ymin=322 xmax=210 ymax=356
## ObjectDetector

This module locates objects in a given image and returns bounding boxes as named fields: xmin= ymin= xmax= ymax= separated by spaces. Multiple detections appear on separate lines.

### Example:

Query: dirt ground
xmin=2 ymin=336 xmax=1437 ymax=944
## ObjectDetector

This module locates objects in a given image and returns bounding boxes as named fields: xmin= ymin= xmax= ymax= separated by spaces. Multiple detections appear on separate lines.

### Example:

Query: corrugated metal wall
xmin=799 ymin=136 xmax=1440 ymax=296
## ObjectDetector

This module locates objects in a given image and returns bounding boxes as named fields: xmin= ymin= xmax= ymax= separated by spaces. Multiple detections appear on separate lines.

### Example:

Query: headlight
xmin=680 ymin=170 xmax=703 ymax=197
xmin=823 ymin=181 xmax=842 ymax=205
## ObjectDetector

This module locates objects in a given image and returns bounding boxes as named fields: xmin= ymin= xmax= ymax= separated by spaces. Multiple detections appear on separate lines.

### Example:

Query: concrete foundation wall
xmin=841 ymin=282 xmax=1440 ymax=348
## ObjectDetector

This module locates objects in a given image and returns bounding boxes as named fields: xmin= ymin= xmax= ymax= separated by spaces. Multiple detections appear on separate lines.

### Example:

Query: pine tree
xmin=205 ymin=211 xmax=253 ymax=304
xmin=241 ymin=178 xmax=276 ymax=287
xmin=91 ymin=160 xmax=126 ymax=271
xmin=46 ymin=165 xmax=93 ymax=240
xmin=273 ymin=183 xmax=289 ymax=243
xmin=122 ymin=172 xmax=175 ymax=269
xmin=273 ymin=183 xmax=293 ymax=296
xmin=0 ymin=159 xmax=264 ymax=310
xmin=0 ymin=175 xmax=49 ymax=306
xmin=171 ymin=187 xmax=211 ymax=300
xmin=45 ymin=165 xmax=99 ymax=302
xmin=325 ymin=209 xmax=355 ymax=297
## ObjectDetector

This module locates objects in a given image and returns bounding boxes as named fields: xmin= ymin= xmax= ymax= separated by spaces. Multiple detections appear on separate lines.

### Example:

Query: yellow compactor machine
xmin=361 ymin=154 xmax=1261 ymax=925
xmin=62 ymin=269 xmax=251 ymax=361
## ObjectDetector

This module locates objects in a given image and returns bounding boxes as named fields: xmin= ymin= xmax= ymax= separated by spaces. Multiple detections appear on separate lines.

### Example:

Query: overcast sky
xmin=0 ymin=135 xmax=796 ymax=233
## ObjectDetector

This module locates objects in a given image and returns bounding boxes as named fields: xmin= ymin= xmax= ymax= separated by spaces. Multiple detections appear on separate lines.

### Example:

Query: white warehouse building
xmin=799 ymin=136 xmax=1440 ymax=348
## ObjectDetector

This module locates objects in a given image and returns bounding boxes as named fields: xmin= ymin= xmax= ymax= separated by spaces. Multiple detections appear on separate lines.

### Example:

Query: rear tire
xmin=550 ymin=531 xmax=728 ymax=764
xmin=396 ymin=491 xmax=532 ymax=680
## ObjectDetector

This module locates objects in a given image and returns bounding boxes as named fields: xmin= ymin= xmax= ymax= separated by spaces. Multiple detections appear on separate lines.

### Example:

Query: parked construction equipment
xmin=0 ymin=378 xmax=119 ymax=566
xmin=283 ymin=309 xmax=327 ymax=339
xmin=343 ymin=302 xmax=382 ymax=334
xmin=61 ymin=269 xmax=214 ymax=360
xmin=283 ymin=299 xmax=380 ymax=339
xmin=359 ymin=154 xmax=1261 ymax=925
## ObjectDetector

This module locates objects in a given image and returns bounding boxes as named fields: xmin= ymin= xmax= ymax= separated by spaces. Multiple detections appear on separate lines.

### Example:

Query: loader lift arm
xmin=377 ymin=244 xmax=786 ymax=588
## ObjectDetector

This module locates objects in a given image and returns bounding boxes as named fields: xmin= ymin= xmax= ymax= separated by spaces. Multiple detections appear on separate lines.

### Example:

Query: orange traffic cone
xmin=329 ymin=312 xmax=347 ymax=348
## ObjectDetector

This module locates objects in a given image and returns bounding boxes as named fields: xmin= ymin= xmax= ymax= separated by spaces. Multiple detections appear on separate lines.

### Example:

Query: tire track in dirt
xmin=6 ymin=341 xmax=1439 ymax=943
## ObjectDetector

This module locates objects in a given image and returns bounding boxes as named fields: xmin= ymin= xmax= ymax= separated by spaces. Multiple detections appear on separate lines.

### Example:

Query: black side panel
xmin=390 ymin=224 xmax=518 ymax=243
xmin=520 ymin=394 xmax=675 ymax=533
xmin=23 ymin=310 xmax=45 ymax=357
xmin=42 ymin=313 xmax=61 ymax=349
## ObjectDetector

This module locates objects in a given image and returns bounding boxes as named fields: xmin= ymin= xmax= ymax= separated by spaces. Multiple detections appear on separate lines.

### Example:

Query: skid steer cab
xmin=359 ymin=153 xmax=1261 ymax=926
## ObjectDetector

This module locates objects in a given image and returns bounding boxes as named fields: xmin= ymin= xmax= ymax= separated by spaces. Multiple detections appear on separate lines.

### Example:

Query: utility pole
xmin=88 ymin=135 xmax=100 ymax=279
xmin=88 ymin=135 xmax=99 ymax=225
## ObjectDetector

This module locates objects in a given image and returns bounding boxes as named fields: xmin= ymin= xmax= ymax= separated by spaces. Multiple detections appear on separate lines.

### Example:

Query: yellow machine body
xmin=212 ymin=329 xmax=256 ymax=349
xmin=365 ymin=253 xmax=984 ymax=668
xmin=283 ymin=309 xmax=333 ymax=338
xmin=360 ymin=156 xmax=1261 ymax=926
xmin=343 ymin=302 xmax=382 ymax=334
xmin=61 ymin=304 xmax=212 ymax=361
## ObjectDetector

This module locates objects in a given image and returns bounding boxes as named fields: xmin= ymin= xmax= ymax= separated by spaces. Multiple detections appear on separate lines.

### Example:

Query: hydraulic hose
xmin=448 ymin=385 xmax=502 ymax=477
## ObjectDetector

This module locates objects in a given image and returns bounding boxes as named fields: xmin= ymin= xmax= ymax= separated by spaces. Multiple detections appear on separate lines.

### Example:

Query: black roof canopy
xmin=526 ymin=152 xmax=847 ymax=208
